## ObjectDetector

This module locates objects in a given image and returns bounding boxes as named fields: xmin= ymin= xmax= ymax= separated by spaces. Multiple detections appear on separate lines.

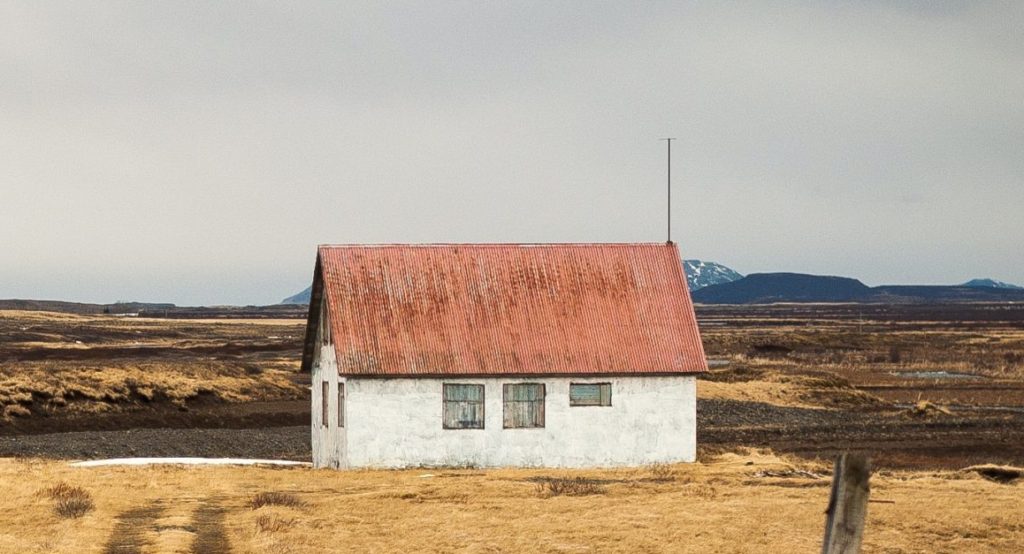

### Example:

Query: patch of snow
xmin=70 ymin=457 xmax=311 ymax=468
xmin=683 ymin=259 xmax=743 ymax=291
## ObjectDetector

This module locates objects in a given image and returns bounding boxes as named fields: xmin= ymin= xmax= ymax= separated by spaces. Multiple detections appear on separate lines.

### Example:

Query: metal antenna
xmin=660 ymin=138 xmax=675 ymax=243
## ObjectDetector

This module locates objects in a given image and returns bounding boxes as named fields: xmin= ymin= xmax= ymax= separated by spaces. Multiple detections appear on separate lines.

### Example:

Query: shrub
xmin=43 ymin=482 xmax=94 ymax=519
xmin=250 ymin=491 xmax=305 ymax=510
xmin=535 ymin=477 xmax=605 ymax=497
xmin=55 ymin=495 xmax=95 ymax=519
xmin=255 ymin=513 xmax=297 ymax=533
xmin=646 ymin=463 xmax=675 ymax=482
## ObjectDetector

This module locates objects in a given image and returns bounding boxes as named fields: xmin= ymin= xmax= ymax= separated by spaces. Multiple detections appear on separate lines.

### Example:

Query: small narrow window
xmin=503 ymin=383 xmax=545 ymax=428
xmin=337 ymin=382 xmax=345 ymax=428
xmin=570 ymin=383 xmax=612 ymax=406
xmin=320 ymin=299 xmax=332 ymax=346
xmin=443 ymin=384 xmax=485 ymax=429
xmin=321 ymin=382 xmax=329 ymax=428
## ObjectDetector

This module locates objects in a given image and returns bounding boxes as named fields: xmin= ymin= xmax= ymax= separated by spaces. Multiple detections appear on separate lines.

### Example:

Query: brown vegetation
xmin=1 ymin=451 xmax=1022 ymax=552
xmin=534 ymin=476 xmax=606 ymax=497
xmin=697 ymin=303 xmax=1024 ymax=409
xmin=964 ymin=464 xmax=1024 ymax=484
xmin=0 ymin=311 xmax=306 ymax=428
xmin=40 ymin=482 xmax=94 ymax=519
xmin=250 ymin=491 xmax=305 ymax=510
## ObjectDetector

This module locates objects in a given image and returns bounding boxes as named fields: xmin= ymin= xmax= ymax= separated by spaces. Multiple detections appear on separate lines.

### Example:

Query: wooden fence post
xmin=822 ymin=453 xmax=871 ymax=554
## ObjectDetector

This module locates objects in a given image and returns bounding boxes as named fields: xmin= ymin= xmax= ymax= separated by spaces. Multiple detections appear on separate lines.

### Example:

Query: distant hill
xmin=0 ymin=299 xmax=306 ymax=318
xmin=693 ymin=273 xmax=1024 ymax=304
xmin=961 ymin=278 xmax=1023 ymax=290
xmin=281 ymin=286 xmax=312 ymax=305
xmin=683 ymin=260 xmax=743 ymax=291
xmin=870 ymin=285 xmax=1024 ymax=303
xmin=0 ymin=299 xmax=176 ymax=315
xmin=692 ymin=273 xmax=872 ymax=304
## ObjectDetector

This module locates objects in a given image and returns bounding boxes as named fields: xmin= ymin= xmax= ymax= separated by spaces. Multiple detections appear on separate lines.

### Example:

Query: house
xmin=300 ymin=243 xmax=707 ymax=469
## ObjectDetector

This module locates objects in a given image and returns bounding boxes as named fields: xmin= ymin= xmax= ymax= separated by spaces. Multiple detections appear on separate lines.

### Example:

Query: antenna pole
xmin=660 ymin=138 xmax=676 ymax=243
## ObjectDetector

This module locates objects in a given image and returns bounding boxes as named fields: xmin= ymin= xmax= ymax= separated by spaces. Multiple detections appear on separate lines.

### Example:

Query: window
xmin=443 ymin=384 xmax=485 ymax=429
xmin=320 ymin=298 xmax=332 ymax=346
xmin=503 ymin=383 xmax=545 ymax=428
xmin=570 ymin=383 xmax=612 ymax=406
xmin=321 ymin=381 xmax=329 ymax=428
xmin=337 ymin=382 xmax=345 ymax=427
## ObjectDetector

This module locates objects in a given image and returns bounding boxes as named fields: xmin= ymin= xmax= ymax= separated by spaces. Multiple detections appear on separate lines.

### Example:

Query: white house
xmin=300 ymin=243 xmax=708 ymax=469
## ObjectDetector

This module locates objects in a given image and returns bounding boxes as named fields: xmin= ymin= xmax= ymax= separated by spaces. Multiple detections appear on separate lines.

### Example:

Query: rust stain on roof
xmin=302 ymin=243 xmax=707 ymax=376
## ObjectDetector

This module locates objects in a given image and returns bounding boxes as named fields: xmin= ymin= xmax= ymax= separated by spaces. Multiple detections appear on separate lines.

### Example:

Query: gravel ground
xmin=0 ymin=426 xmax=310 ymax=461
xmin=699 ymin=399 xmax=1024 ymax=468
xmin=2 ymin=400 xmax=1023 ymax=469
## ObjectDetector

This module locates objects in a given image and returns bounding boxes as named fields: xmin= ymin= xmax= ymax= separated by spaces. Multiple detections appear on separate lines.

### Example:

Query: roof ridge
xmin=317 ymin=242 xmax=677 ymax=248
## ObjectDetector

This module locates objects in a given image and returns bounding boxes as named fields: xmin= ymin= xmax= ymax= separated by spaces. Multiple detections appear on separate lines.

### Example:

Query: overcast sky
xmin=2 ymin=2 xmax=1021 ymax=305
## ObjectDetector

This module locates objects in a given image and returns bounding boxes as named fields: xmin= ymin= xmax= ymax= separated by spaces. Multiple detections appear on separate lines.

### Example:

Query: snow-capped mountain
xmin=683 ymin=260 xmax=743 ymax=291
xmin=961 ymin=278 xmax=1023 ymax=290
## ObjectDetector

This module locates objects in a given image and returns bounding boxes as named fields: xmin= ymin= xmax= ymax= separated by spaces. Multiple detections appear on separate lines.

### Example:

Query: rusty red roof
xmin=301 ymin=243 xmax=707 ymax=376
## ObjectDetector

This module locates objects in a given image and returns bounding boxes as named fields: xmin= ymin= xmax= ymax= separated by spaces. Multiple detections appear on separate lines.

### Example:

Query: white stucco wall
xmin=332 ymin=375 xmax=696 ymax=469
xmin=311 ymin=345 xmax=346 ymax=468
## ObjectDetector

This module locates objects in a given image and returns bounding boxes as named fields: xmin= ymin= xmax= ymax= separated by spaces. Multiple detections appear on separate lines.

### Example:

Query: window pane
xmin=444 ymin=383 xmax=483 ymax=402
xmin=443 ymin=384 xmax=484 ymax=429
xmin=321 ymin=381 xmax=329 ymax=427
xmin=337 ymin=383 xmax=345 ymax=428
xmin=570 ymin=383 xmax=611 ymax=406
xmin=503 ymin=383 xmax=545 ymax=428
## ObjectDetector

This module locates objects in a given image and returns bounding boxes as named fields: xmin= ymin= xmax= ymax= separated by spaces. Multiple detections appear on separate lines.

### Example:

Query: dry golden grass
xmin=0 ymin=362 xmax=301 ymax=416
xmin=0 ymin=310 xmax=305 ymax=420
xmin=0 ymin=450 xmax=1021 ymax=553
xmin=698 ymin=364 xmax=884 ymax=410
xmin=697 ymin=306 xmax=1024 ymax=411
xmin=704 ymin=323 xmax=1024 ymax=380
xmin=699 ymin=378 xmax=845 ymax=409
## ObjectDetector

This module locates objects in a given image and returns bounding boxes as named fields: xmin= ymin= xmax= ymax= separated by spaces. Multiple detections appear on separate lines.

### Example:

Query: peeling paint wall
xmin=335 ymin=375 xmax=695 ymax=468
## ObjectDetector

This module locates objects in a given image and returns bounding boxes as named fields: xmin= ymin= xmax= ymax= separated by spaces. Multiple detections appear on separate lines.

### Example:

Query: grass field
xmin=2 ymin=450 xmax=1021 ymax=553
xmin=3 ymin=305 xmax=1024 ymax=551
xmin=0 ymin=311 xmax=306 ymax=430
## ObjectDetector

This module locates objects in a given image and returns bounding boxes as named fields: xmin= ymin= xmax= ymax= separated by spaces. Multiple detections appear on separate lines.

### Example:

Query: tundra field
xmin=1 ymin=304 xmax=1023 ymax=552
xmin=2 ymin=450 xmax=1023 ymax=553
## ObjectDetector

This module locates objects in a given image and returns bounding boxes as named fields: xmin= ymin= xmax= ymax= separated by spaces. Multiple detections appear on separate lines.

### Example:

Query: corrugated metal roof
xmin=303 ymin=243 xmax=707 ymax=376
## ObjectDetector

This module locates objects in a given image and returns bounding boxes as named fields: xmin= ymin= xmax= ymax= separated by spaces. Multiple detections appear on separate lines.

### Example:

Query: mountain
xmin=693 ymin=273 xmax=1024 ymax=304
xmin=281 ymin=286 xmax=312 ymax=305
xmin=870 ymin=285 xmax=1024 ymax=302
xmin=692 ymin=273 xmax=872 ymax=304
xmin=961 ymin=278 xmax=1023 ymax=290
xmin=280 ymin=259 xmax=742 ymax=303
xmin=683 ymin=260 xmax=743 ymax=291
xmin=282 ymin=267 xmax=1024 ymax=305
